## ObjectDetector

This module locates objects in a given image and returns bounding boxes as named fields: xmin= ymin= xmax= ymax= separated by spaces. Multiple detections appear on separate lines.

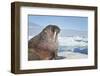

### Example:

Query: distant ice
xmin=58 ymin=36 xmax=88 ymax=47
xmin=58 ymin=51 xmax=88 ymax=59
xmin=29 ymin=36 xmax=88 ymax=47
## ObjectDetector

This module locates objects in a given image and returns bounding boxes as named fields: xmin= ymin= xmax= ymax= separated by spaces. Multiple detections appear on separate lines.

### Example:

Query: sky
xmin=28 ymin=15 xmax=88 ymax=31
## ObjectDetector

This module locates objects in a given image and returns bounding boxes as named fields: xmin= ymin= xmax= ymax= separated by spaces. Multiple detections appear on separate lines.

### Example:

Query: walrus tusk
xmin=53 ymin=31 xmax=57 ymax=41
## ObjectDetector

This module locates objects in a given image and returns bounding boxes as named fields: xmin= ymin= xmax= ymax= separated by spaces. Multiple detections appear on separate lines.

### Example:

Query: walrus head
xmin=41 ymin=25 xmax=60 ymax=42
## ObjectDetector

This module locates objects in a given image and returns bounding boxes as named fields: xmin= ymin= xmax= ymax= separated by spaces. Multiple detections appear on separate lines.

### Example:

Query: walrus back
xmin=28 ymin=34 xmax=40 ymax=48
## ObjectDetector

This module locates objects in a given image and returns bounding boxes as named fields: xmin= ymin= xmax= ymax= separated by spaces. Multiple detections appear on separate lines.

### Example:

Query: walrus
xmin=28 ymin=25 xmax=60 ymax=60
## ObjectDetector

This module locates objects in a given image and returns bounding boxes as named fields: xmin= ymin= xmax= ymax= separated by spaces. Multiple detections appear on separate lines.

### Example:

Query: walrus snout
xmin=43 ymin=25 xmax=60 ymax=40
xmin=52 ymin=25 xmax=60 ymax=33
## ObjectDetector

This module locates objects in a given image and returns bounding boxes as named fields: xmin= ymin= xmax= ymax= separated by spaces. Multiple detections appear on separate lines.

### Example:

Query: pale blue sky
xmin=28 ymin=15 xmax=88 ymax=31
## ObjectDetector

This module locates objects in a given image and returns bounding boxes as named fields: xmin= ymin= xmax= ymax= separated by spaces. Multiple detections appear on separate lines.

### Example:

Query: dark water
xmin=58 ymin=46 xmax=88 ymax=55
xmin=74 ymin=48 xmax=88 ymax=54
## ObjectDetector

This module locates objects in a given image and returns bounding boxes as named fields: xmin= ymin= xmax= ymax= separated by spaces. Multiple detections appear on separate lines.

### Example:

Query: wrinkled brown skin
xmin=28 ymin=25 xmax=60 ymax=60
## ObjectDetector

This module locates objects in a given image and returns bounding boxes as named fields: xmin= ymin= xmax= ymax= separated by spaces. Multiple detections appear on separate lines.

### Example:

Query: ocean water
xmin=58 ymin=46 xmax=88 ymax=55
xmin=58 ymin=36 xmax=88 ymax=55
